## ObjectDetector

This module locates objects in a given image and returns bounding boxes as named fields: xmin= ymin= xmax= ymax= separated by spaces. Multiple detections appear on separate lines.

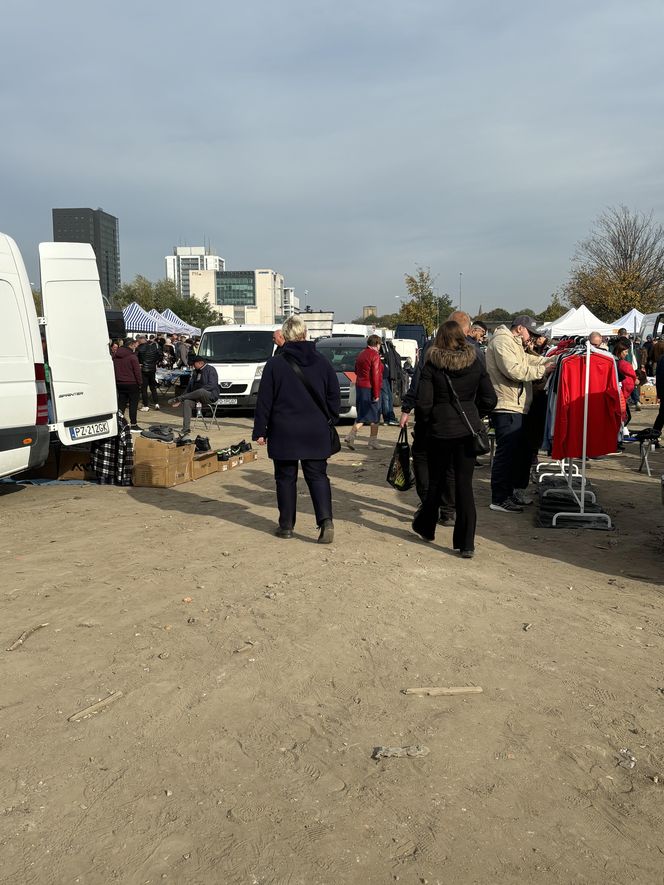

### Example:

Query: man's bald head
xmin=447 ymin=310 xmax=471 ymax=335
xmin=589 ymin=331 xmax=603 ymax=347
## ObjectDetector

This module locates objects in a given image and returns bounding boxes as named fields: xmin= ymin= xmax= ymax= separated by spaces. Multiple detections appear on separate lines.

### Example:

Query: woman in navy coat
xmin=252 ymin=316 xmax=341 ymax=543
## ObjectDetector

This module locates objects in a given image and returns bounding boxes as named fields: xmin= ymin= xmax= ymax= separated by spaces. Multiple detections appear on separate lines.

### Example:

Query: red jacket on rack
xmin=355 ymin=346 xmax=384 ymax=399
xmin=551 ymin=353 xmax=622 ymax=460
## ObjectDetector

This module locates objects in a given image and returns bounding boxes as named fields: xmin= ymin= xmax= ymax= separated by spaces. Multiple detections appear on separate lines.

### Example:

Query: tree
xmin=537 ymin=292 xmax=568 ymax=323
xmin=350 ymin=311 xmax=401 ymax=327
xmin=475 ymin=307 xmax=511 ymax=322
xmin=114 ymin=275 xmax=219 ymax=330
xmin=399 ymin=266 xmax=454 ymax=335
xmin=566 ymin=205 xmax=664 ymax=320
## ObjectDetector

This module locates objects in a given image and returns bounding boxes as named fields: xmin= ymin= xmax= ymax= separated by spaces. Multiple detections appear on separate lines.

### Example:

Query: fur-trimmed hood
xmin=425 ymin=343 xmax=477 ymax=371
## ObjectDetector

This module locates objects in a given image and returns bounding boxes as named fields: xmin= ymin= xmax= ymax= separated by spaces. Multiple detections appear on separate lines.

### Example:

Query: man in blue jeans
xmin=485 ymin=316 xmax=555 ymax=512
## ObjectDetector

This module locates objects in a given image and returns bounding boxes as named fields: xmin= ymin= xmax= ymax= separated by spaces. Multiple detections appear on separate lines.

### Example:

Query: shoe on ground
xmin=367 ymin=440 xmax=380 ymax=449
xmin=130 ymin=424 xmax=141 ymax=432
xmin=344 ymin=436 xmax=356 ymax=451
xmin=387 ymin=420 xmax=400 ymax=426
xmin=438 ymin=512 xmax=456 ymax=527
xmin=140 ymin=406 xmax=150 ymax=412
xmin=512 ymin=488 xmax=534 ymax=506
xmin=154 ymin=404 xmax=160 ymax=410
xmin=179 ymin=432 xmax=192 ymax=442
xmin=489 ymin=497 xmax=523 ymax=513
xmin=317 ymin=518 xmax=334 ymax=544
xmin=412 ymin=517 xmax=434 ymax=542
xmin=460 ymin=549 xmax=475 ymax=559
xmin=275 ymin=527 xmax=294 ymax=539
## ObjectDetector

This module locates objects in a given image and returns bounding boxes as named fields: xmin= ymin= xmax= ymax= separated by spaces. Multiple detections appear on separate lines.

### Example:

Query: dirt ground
xmin=2 ymin=405 xmax=664 ymax=885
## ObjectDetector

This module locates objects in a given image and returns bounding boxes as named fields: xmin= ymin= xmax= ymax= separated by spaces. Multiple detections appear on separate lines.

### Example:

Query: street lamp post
xmin=459 ymin=272 xmax=463 ymax=310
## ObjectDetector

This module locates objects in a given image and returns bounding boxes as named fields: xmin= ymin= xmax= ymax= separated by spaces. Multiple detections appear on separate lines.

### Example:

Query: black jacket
xmin=415 ymin=344 xmax=497 ymax=439
xmin=186 ymin=364 xmax=219 ymax=398
xmin=137 ymin=341 xmax=161 ymax=373
xmin=252 ymin=340 xmax=341 ymax=460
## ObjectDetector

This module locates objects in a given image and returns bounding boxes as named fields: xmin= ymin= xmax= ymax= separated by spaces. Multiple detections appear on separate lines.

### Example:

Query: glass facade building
xmin=52 ymin=207 xmax=121 ymax=299
xmin=215 ymin=271 xmax=256 ymax=307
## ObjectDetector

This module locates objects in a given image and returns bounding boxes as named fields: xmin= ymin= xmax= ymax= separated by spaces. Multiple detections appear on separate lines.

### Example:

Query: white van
xmin=197 ymin=324 xmax=279 ymax=410
xmin=0 ymin=234 xmax=118 ymax=480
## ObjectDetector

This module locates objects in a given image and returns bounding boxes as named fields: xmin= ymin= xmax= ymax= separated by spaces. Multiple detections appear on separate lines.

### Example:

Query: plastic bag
xmin=386 ymin=427 xmax=413 ymax=491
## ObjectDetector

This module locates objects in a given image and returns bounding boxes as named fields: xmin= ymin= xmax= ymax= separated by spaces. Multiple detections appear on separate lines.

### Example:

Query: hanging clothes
xmin=551 ymin=350 xmax=621 ymax=460
xmin=89 ymin=413 xmax=135 ymax=485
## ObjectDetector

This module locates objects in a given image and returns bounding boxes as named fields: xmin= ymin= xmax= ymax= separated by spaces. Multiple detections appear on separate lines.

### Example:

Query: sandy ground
xmin=2 ymin=404 xmax=664 ymax=885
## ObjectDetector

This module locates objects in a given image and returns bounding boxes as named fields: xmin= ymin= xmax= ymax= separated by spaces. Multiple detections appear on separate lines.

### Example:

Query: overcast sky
xmin=2 ymin=0 xmax=663 ymax=319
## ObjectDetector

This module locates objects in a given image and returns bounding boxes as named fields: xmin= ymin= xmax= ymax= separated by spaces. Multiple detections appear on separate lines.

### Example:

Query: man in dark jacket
xmin=169 ymin=354 xmax=219 ymax=438
xmin=113 ymin=338 xmax=142 ymax=430
xmin=252 ymin=316 xmax=341 ymax=543
xmin=136 ymin=335 xmax=162 ymax=412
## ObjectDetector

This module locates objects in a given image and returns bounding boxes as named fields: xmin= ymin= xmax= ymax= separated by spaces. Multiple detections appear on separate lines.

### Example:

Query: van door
xmin=40 ymin=243 xmax=118 ymax=446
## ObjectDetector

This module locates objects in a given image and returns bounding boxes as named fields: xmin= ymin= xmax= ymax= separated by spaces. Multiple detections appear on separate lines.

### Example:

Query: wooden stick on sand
xmin=401 ymin=686 xmax=483 ymax=697
xmin=68 ymin=690 xmax=124 ymax=722
xmin=6 ymin=623 xmax=49 ymax=652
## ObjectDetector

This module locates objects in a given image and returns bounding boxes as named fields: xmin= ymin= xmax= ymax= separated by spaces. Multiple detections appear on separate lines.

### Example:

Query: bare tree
xmin=566 ymin=206 xmax=664 ymax=320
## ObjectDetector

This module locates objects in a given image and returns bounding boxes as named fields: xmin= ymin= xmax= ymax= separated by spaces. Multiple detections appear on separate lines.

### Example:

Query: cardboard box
xmin=133 ymin=436 xmax=181 ymax=462
xmin=133 ymin=459 xmax=192 ymax=488
xmin=192 ymin=451 xmax=220 ymax=480
xmin=640 ymin=383 xmax=658 ymax=405
xmin=58 ymin=448 xmax=93 ymax=481
xmin=218 ymin=450 xmax=258 ymax=474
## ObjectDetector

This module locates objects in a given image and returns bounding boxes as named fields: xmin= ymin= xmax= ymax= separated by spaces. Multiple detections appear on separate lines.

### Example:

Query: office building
xmin=362 ymin=305 xmax=378 ymax=319
xmin=52 ymin=207 xmax=121 ymax=299
xmin=282 ymin=287 xmax=300 ymax=319
xmin=190 ymin=268 xmax=284 ymax=324
xmin=165 ymin=246 xmax=225 ymax=299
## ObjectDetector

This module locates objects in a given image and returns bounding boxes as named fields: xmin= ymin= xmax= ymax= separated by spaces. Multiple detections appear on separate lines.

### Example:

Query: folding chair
xmin=192 ymin=398 xmax=221 ymax=432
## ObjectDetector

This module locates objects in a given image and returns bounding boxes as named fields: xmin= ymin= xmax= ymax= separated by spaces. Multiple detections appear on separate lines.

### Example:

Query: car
xmin=315 ymin=336 xmax=367 ymax=421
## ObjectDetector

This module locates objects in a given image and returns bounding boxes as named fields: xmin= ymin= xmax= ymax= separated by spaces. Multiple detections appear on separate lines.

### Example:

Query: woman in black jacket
xmin=252 ymin=316 xmax=341 ymax=543
xmin=412 ymin=321 xmax=497 ymax=557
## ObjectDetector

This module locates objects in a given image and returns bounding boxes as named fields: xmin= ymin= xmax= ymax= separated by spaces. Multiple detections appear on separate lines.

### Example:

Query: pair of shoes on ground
xmin=274 ymin=518 xmax=334 ymax=544
xmin=217 ymin=440 xmax=252 ymax=461
xmin=140 ymin=405 xmax=160 ymax=412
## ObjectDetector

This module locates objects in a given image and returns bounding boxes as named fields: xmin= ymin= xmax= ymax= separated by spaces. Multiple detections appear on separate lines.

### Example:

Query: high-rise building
xmin=52 ymin=207 xmax=121 ymax=299
xmin=165 ymin=246 xmax=225 ymax=299
xmin=189 ymin=268 xmax=284 ymax=324
xmin=362 ymin=305 xmax=378 ymax=319
xmin=282 ymin=287 xmax=300 ymax=319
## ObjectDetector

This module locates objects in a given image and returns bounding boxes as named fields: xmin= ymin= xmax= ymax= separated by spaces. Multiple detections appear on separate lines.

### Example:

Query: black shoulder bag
xmin=280 ymin=353 xmax=341 ymax=455
xmin=442 ymin=372 xmax=491 ymax=456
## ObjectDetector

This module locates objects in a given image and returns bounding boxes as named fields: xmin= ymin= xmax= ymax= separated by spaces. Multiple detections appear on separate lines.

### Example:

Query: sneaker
xmin=344 ymin=436 xmax=356 ymax=451
xmin=387 ymin=420 xmax=400 ymax=426
xmin=489 ymin=497 xmax=523 ymax=513
xmin=512 ymin=488 xmax=534 ymax=506
xmin=130 ymin=424 xmax=142 ymax=432
xmin=154 ymin=404 xmax=160 ymax=411
xmin=140 ymin=406 xmax=150 ymax=412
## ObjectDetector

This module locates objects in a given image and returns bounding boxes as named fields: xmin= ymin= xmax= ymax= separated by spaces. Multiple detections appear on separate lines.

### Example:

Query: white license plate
xmin=69 ymin=421 xmax=110 ymax=440
xmin=218 ymin=398 xmax=238 ymax=405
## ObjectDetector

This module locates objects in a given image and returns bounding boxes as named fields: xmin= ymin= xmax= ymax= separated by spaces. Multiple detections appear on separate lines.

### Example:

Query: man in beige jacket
xmin=486 ymin=315 xmax=555 ymax=512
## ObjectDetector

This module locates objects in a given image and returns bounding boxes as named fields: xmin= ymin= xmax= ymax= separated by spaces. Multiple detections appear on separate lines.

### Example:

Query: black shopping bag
xmin=386 ymin=427 xmax=413 ymax=492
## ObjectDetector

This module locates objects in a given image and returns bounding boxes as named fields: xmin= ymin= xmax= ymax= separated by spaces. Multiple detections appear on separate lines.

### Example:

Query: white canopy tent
xmin=612 ymin=308 xmax=643 ymax=334
xmin=148 ymin=309 xmax=190 ymax=334
xmin=542 ymin=304 xmax=617 ymax=338
xmin=538 ymin=307 xmax=577 ymax=336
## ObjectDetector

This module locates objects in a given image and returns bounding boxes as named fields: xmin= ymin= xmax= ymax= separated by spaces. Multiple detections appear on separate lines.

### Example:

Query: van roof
xmin=201 ymin=324 xmax=281 ymax=333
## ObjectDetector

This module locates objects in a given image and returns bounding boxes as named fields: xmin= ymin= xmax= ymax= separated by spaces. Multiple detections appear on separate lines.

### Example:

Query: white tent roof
xmin=538 ymin=307 xmax=576 ymax=335
xmin=161 ymin=308 xmax=201 ymax=336
xmin=544 ymin=304 xmax=617 ymax=338
xmin=148 ymin=309 xmax=190 ymax=333
xmin=612 ymin=308 xmax=644 ymax=333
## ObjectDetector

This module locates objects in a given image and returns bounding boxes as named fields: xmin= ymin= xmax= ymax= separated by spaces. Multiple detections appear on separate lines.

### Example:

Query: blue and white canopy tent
xmin=122 ymin=302 xmax=164 ymax=333
xmin=160 ymin=308 xmax=201 ymax=336
xmin=148 ymin=309 xmax=190 ymax=334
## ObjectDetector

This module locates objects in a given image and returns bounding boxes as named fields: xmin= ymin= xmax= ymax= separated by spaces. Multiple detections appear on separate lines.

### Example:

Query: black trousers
xmin=415 ymin=437 xmax=477 ymax=551
xmin=141 ymin=370 xmax=159 ymax=406
xmin=117 ymin=383 xmax=140 ymax=424
xmin=654 ymin=400 xmax=664 ymax=433
xmin=273 ymin=459 xmax=332 ymax=529
xmin=490 ymin=412 xmax=531 ymax=504
xmin=411 ymin=423 xmax=455 ymax=515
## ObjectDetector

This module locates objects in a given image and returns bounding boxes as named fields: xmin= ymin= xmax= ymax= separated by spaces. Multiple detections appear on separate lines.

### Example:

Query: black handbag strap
xmin=280 ymin=352 xmax=334 ymax=425
xmin=442 ymin=371 xmax=478 ymax=437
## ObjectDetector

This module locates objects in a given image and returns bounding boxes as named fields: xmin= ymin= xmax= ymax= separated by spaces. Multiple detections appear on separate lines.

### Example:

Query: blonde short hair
xmin=282 ymin=315 xmax=307 ymax=341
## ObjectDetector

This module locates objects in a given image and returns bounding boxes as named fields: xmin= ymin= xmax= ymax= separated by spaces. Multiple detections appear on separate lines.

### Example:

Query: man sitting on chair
xmin=169 ymin=354 xmax=219 ymax=440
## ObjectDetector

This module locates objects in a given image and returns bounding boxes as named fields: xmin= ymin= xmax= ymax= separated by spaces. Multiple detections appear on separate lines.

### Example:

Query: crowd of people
xmin=249 ymin=311 xmax=659 ymax=557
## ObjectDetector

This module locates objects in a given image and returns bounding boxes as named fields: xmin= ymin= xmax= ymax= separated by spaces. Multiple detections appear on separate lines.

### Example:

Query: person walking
xmin=485 ymin=315 xmax=554 ymax=512
xmin=169 ymin=354 xmax=219 ymax=439
xmin=345 ymin=334 xmax=383 ymax=449
xmin=113 ymin=338 xmax=142 ymax=431
xmin=412 ymin=321 xmax=497 ymax=557
xmin=137 ymin=335 xmax=161 ymax=412
xmin=252 ymin=316 xmax=341 ymax=543
xmin=379 ymin=341 xmax=400 ymax=425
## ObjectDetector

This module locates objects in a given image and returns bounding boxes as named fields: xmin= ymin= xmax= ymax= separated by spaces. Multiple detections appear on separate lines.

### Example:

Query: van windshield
xmin=316 ymin=342 xmax=364 ymax=372
xmin=198 ymin=331 xmax=275 ymax=363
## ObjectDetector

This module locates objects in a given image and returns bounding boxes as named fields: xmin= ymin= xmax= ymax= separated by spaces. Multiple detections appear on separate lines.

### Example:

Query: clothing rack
xmin=544 ymin=340 xmax=612 ymax=530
